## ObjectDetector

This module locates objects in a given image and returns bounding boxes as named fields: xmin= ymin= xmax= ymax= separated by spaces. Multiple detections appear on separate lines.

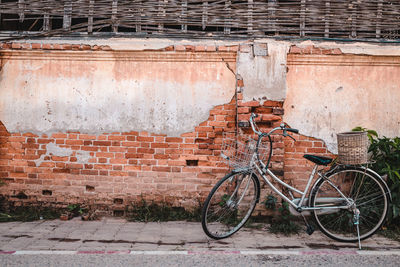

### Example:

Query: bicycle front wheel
xmin=310 ymin=167 xmax=389 ymax=242
xmin=201 ymin=171 xmax=260 ymax=239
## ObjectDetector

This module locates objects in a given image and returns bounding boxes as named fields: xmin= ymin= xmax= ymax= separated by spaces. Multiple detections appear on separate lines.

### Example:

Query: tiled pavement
xmin=0 ymin=217 xmax=399 ymax=253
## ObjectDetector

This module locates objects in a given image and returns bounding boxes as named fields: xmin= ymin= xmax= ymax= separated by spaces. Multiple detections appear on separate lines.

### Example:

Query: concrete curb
xmin=1 ymin=250 xmax=400 ymax=256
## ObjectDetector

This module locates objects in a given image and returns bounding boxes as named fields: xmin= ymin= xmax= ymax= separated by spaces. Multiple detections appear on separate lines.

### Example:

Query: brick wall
xmin=0 ymin=93 xmax=286 ymax=215
xmin=283 ymin=135 xmax=333 ymax=195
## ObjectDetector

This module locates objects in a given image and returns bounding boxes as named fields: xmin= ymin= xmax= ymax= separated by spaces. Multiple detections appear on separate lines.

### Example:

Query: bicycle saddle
xmin=303 ymin=154 xmax=333 ymax=166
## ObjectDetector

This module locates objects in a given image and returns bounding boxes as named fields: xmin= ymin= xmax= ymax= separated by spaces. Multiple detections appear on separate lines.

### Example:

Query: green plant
xmin=352 ymin=126 xmax=378 ymax=143
xmin=263 ymin=194 xmax=277 ymax=210
xmin=352 ymin=127 xmax=400 ymax=223
xmin=67 ymin=204 xmax=86 ymax=216
xmin=0 ymin=206 xmax=61 ymax=222
xmin=264 ymin=194 xmax=300 ymax=236
xmin=128 ymin=198 xmax=202 ymax=222
xmin=268 ymin=201 xmax=301 ymax=236
xmin=379 ymin=225 xmax=400 ymax=242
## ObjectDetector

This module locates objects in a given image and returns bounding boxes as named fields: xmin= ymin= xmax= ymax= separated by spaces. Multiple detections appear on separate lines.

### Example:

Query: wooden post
xmin=181 ymin=0 xmax=187 ymax=33
xmin=112 ymin=0 xmax=118 ymax=33
xmin=18 ymin=0 xmax=25 ymax=23
xmin=350 ymin=1 xmax=357 ymax=38
xmin=376 ymin=0 xmax=383 ymax=38
xmin=202 ymin=1 xmax=208 ymax=30
xmin=268 ymin=0 xmax=277 ymax=35
xmin=324 ymin=0 xmax=330 ymax=38
xmin=224 ymin=0 xmax=231 ymax=35
xmin=43 ymin=10 xmax=51 ymax=32
xmin=63 ymin=1 xmax=72 ymax=31
xmin=300 ymin=0 xmax=306 ymax=37
xmin=136 ymin=0 xmax=142 ymax=33
xmin=158 ymin=0 xmax=165 ymax=33
xmin=88 ymin=0 xmax=94 ymax=34
xmin=248 ymin=0 xmax=253 ymax=35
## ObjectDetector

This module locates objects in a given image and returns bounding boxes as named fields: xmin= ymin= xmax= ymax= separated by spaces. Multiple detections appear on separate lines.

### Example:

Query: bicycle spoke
xmin=312 ymin=168 xmax=388 ymax=242
xmin=202 ymin=171 xmax=258 ymax=239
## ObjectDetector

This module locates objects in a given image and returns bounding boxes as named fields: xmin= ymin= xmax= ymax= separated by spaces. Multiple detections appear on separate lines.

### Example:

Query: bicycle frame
xmin=246 ymin=118 xmax=353 ymax=213
xmin=252 ymin=161 xmax=351 ymax=212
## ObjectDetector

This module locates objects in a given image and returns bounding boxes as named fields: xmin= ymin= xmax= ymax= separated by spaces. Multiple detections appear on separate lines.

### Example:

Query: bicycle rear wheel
xmin=310 ymin=167 xmax=389 ymax=242
xmin=201 ymin=171 xmax=260 ymax=239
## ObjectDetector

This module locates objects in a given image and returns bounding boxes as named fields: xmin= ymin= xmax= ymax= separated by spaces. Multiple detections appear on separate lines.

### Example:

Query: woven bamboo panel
xmin=0 ymin=1 xmax=399 ymax=40
xmin=337 ymin=131 xmax=368 ymax=165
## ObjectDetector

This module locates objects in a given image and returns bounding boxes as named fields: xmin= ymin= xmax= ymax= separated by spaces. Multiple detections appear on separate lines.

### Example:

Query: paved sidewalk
xmin=0 ymin=218 xmax=399 ymax=253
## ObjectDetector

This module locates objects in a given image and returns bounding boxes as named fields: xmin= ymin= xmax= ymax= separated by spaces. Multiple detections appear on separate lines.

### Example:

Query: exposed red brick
xmin=71 ymin=44 xmax=81 ymax=50
xmin=174 ymin=45 xmax=186 ymax=51
xmin=237 ymin=79 xmax=244 ymax=87
xmin=185 ymin=45 xmax=195 ymax=52
xmin=61 ymin=44 xmax=72 ymax=50
xmin=42 ymin=43 xmax=52 ymax=50
xmin=206 ymin=45 xmax=216 ymax=52
xmin=330 ymin=48 xmax=342 ymax=55
xmin=81 ymin=45 xmax=91 ymax=50
xmin=194 ymin=45 xmax=206 ymax=52
xmin=217 ymin=46 xmax=229 ymax=52
xmin=228 ymin=45 xmax=239 ymax=52
xmin=1 ymin=42 xmax=12 ymax=49
xmin=21 ymin=43 xmax=31 ymax=49
xmin=11 ymin=43 xmax=22 ymax=49
xmin=165 ymin=137 xmax=183 ymax=143
xmin=289 ymin=45 xmax=302 ymax=54
xmin=163 ymin=45 xmax=174 ymax=51
xmin=239 ymin=100 xmax=260 ymax=107
xmin=93 ymin=141 xmax=111 ymax=146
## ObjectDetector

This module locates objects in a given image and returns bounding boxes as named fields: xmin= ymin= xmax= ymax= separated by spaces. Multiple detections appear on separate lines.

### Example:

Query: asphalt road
xmin=1 ymin=254 xmax=400 ymax=267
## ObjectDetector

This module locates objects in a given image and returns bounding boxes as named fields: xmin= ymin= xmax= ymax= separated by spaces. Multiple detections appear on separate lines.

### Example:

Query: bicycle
xmin=201 ymin=113 xmax=391 ymax=248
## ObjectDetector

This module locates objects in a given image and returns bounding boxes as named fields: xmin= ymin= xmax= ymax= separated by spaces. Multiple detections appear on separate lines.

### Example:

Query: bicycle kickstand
xmin=354 ymin=209 xmax=362 ymax=250
xmin=301 ymin=213 xmax=314 ymax=235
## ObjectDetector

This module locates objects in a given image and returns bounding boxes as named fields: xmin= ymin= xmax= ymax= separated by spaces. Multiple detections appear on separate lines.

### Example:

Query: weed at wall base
xmin=263 ymin=195 xmax=301 ymax=236
xmin=127 ymin=197 xmax=203 ymax=222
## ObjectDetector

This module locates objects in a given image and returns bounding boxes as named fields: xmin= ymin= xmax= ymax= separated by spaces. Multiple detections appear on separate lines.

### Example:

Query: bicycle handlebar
xmin=249 ymin=113 xmax=299 ymax=139
xmin=287 ymin=128 xmax=299 ymax=134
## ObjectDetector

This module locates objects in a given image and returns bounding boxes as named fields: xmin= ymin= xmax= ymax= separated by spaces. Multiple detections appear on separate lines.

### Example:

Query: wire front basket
xmin=220 ymin=133 xmax=271 ymax=169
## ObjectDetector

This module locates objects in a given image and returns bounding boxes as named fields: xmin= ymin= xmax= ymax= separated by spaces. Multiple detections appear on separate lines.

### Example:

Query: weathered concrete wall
xmin=1 ymin=38 xmax=400 ymax=213
xmin=285 ymin=52 xmax=400 ymax=153
xmin=0 ymin=48 xmax=236 ymax=136
xmin=237 ymin=41 xmax=290 ymax=102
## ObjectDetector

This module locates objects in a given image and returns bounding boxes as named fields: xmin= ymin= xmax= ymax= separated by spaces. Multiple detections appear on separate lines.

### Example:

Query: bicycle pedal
xmin=306 ymin=225 xmax=315 ymax=235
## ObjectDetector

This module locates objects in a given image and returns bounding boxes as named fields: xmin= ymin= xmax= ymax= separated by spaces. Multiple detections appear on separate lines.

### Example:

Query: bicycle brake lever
xmin=288 ymin=134 xmax=296 ymax=142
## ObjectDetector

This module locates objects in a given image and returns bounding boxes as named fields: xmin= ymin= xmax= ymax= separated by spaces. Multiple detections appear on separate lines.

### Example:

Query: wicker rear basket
xmin=337 ymin=131 xmax=368 ymax=165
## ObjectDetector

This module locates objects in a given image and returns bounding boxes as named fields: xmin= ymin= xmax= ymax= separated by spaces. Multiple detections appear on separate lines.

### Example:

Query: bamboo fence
xmin=0 ymin=0 xmax=399 ymax=40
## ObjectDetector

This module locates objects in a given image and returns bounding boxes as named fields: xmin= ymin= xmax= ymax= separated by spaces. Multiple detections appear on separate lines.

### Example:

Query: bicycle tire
xmin=310 ymin=166 xmax=389 ymax=242
xmin=201 ymin=171 xmax=260 ymax=239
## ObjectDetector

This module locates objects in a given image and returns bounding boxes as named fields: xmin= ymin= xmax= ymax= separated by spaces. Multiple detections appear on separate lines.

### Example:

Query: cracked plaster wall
xmin=237 ymin=40 xmax=290 ymax=102
xmin=284 ymin=42 xmax=400 ymax=153
xmin=0 ymin=47 xmax=236 ymax=136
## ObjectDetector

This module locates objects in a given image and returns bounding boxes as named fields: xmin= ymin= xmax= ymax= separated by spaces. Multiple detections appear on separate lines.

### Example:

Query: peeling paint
xmin=34 ymin=142 xmax=91 ymax=166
